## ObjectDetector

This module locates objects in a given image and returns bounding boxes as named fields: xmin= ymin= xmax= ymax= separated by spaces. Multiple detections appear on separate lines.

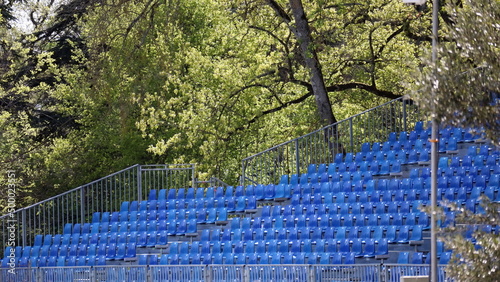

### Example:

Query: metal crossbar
xmin=241 ymin=97 xmax=426 ymax=186
xmin=0 ymin=164 xmax=195 ymax=257
xmin=0 ymin=264 xmax=452 ymax=282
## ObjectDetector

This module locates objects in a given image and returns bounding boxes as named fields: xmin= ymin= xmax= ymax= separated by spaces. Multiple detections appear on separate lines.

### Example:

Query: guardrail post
xmin=403 ymin=98 xmax=408 ymax=132
xmin=378 ymin=264 xmax=384 ymax=282
xmin=349 ymin=118 xmax=354 ymax=152
xmin=295 ymin=139 xmax=300 ymax=176
xmin=90 ymin=266 xmax=96 ymax=282
xmin=80 ymin=188 xmax=85 ymax=225
xmin=36 ymin=267 xmax=42 ymax=282
xmin=308 ymin=265 xmax=315 ymax=281
xmin=241 ymin=161 xmax=246 ymax=187
xmin=147 ymin=266 xmax=152 ymax=282
xmin=204 ymin=265 xmax=212 ymax=282
xmin=21 ymin=209 xmax=26 ymax=247
xmin=137 ymin=165 xmax=143 ymax=202
xmin=243 ymin=265 xmax=250 ymax=282
xmin=191 ymin=164 xmax=196 ymax=189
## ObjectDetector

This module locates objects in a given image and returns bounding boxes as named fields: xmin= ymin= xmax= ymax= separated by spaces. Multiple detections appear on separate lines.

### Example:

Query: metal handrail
xmin=241 ymin=96 xmax=426 ymax=186
xmin=0 ymin=164 xmax=141 ymax=219
xmin=0 ymin=263 xmax=452 ymax=281
xmin=0 ymin=164 xmax=195 ymax=257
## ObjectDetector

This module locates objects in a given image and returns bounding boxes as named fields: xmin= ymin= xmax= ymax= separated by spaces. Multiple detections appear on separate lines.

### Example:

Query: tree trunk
xmin=289 ymin=0 xmax=336 ymax=126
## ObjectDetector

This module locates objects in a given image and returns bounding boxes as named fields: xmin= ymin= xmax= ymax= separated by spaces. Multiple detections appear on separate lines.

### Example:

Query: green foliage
xmin=413 ymin=0 xmax=500 ymax=144
xmin=437 ymin=198 xmax=500 ymax=281
xmin=0 ymin=0 xmax=439 ymax=208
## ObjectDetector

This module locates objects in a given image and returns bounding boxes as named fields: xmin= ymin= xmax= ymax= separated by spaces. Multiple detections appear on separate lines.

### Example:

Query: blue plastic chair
xmin=264 ymin=184 xmax=275 ymax=200
xmin=439 ymin=252 xmax=452 ymax=264
xmin=397 ymin=252 xmax=410 ymax=264
xmin=235 ymin=196 xmax=246 ymax=212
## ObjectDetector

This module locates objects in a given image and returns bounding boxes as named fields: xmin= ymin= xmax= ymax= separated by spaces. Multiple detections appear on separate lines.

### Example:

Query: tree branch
xmin=326 ymin=82 xmax=401 ymax=99
xmin=265 ymin=0 xmax=292 ymax=23
xmin=248 ymin=25 xmax=287 ymax=49
xmin=376 ymin=22 xmax=406 ymax=58
xmin=232 ymin=91 xmax=313 ymax=134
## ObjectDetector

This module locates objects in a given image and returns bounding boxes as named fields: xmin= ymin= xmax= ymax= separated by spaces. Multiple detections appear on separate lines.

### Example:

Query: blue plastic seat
xmin=334 ymin=226 xmax=346 ymax=239
xmin=396 ymin=226 xmax=410 ymax=243
xmin=361 ymin=142 xmax=371 ymax=153
xmin=254 ymin=184 xmax=264 ymax=200
xmin=397 ymin=252 xmax=410 ymax=264
xmin=279 ymin=175 xmax=290 ymax=185
xmin=309 ymin=173 xmax=320 ymax=184
xmin=332 ymin=153 xmax=343 ymax=164
xmin=209 ymin=241 xmax=220 ymax=254
xmin=475 ymin=175 xmax=487 ymax=188
xmin=385 ymin=226 xmax=397 ymax=243
xmin=167 ymin=254 xmax=179 ymax=265
xmin=229 ymin=186 xmax=242 ymax=198
xmin=235 ymin=196 xmax=246 ymax=212
xmin=225 ymin=241 xmax=240 ymax=256
xmin=363 ymin=238 xmax=376 ymax=258
xmin=193 ymin=188 xmax=203 ymax=199
xmin=213 ymin=187 xmax=223 ymax=199
xmin=244 ymin=184 xmax=255 ymax=196
xmin=274 ymin=184 xmax=287 ymax=199
xmin=148 ymin=189 xmax=157 ymax=201
xmin=439 ymin=252 xmax=452 ymax=264
xmin=189 ymin=241 xmax=200 ymax=255
xmin=95 ymin=243 xmax=108 ymax=261
xmin=264 ymin=184 xmax=275 ymax=200
xmin=245 ymin=196 xmax=257 ymax=211
xmin=486 ymin=155 xmax=498 ymax=167
xmin=210 ymin=229 xmax=221 ymax=242
xmin=237 ymin=218 xmax=249 ymax=230
xmin=164 ymin=188 xmax=175 ymax=200
xmin=389 ymin=160 xmax=402 ymax=175
xmin=337 ymin=238 xmax=350 ymax=254
xmin=410 ymin=225 xmax=423 ymax=243
xmin=323 ymin=238 xmax=335 ymax=253
xmin=253 ymin=229 xmax=264 ymax=241
xmin=410 ymin=252 xmax=423 ymax=264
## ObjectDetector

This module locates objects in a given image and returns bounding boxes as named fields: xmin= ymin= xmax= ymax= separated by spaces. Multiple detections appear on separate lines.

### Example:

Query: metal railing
xmin=0 ymin=164 xmax=195 ymax=257
xmin=194 ymin=177 xmax=230 ymax=188
xmin=241 ymin=97 xmax=426 ymax=186
xmin=0 ymin=264 xmax=452 ymax=282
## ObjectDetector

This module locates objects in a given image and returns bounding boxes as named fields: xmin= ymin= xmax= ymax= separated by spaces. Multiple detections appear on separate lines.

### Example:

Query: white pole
xmin=430 ymin=0 xmax=439 ymax=281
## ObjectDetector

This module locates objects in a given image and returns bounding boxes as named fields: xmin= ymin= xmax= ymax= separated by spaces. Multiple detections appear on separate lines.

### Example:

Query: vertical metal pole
xmin=80 ymin=188 xmax=85 ymax=225
xmin=430 ymin=0 xmax=440 ymax=281
xmin=241 ymin=161 xmax=246 ymax=187
xmin=295 ymin=139 xmax=300 ymax=176
xmin=192 ymin=164 xmax=196 ymax=189
xmin=137 ymin=165 xmax=143 ymax=202
xmin=21 ymin=209 xmax=26 ymax=247
xmin=403 ymin=98 xmax=408 ymax=132
xmin=349 ymin=118 xmax=354 ymax=153
xmin=308 ymin=265 xmax=315 ymax=281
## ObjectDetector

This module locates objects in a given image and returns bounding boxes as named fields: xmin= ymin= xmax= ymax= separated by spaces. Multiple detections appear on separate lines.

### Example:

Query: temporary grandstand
xmin=1 ymin=97 xmax=498 ymax=281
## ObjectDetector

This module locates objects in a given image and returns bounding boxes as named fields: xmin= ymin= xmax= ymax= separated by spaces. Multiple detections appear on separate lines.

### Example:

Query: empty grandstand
xmin=1 ymin=97 xmax=498 ymax=281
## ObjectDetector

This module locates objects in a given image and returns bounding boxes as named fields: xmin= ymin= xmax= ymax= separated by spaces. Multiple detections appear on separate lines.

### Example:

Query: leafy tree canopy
xmin=413 ymin=0 xmax=500 ymax=144
xmin=1 ymin=0 xmax=438 ymax=210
